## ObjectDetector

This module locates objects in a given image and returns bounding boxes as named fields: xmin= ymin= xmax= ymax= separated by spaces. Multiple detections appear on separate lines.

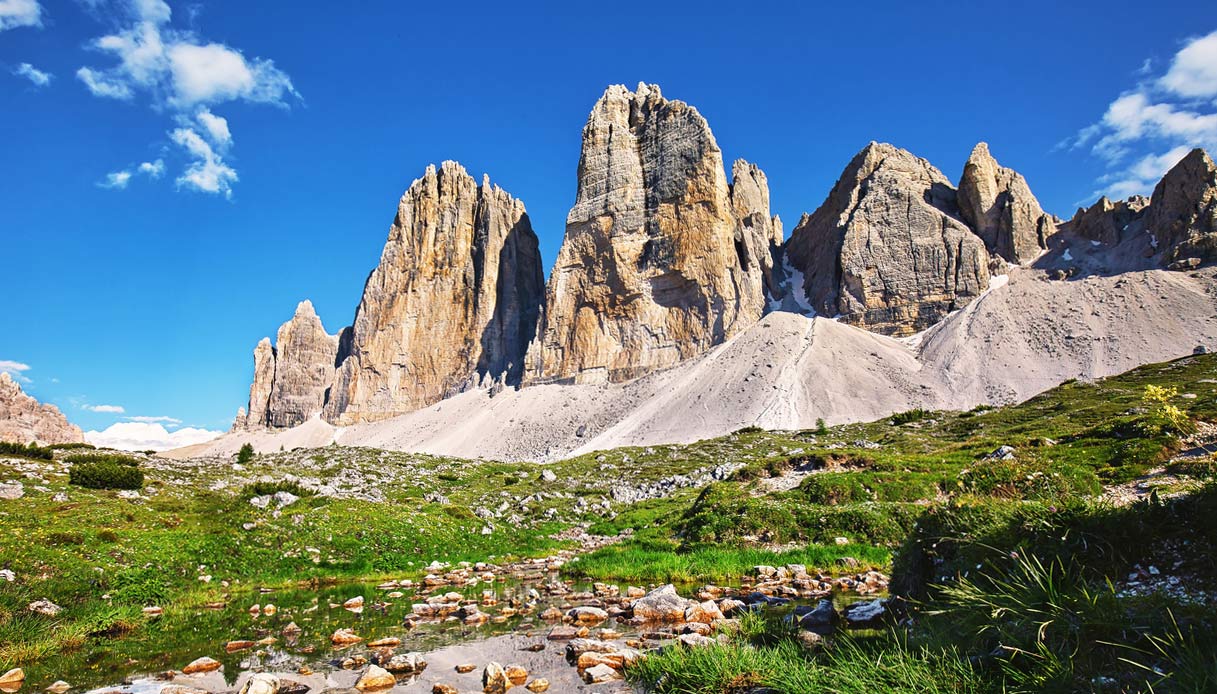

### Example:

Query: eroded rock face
xmin=730 ymin=159 xmax=784 ymax=301
xmin=267 ymin=301 xmax=340 ymax=428
xmin=1145 ymin=148 xmax=1217 ymax=263
xmin=957 ymin=142 xmax=1054 ymax=263
xmin=239 ymin=338 xmax=276 ymax=430
xmin=525 ymin=83 xmax=771 ymax=384
xmin=237 ymin=301 xmax=343 ymax=430
xmin=785 ymin=142 xmax=991 ymax=336
xmin=0 ymin=372 xmax=84 ymax=445
xmin=1068 ymin=195 xmax=1149 ymax=247
xmin=325 ymin=162 xmax=544 ymax=425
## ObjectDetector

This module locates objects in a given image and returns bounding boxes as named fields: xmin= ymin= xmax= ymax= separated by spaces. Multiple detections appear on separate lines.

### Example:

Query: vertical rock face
xmin=1068 ymin=195 xmax=1149 ymax=246
xmin=325 ymin=162 xmax=544 ymax=425
xmin=266 ymin=301 xmax=340 ymax=428
xmin=730 ymin=159 xmax=784 ymax=300
xmin=0 ymin=372 xmax=84 ymax=445
xmin=785 ymin=142 xmax=991 ymax=336
xmin=239 ymin=337 xmax=276 ymax=430
xmin=236 ymin=301 xmax=342 ymax=430
xmin=1145 ymin=148 xmax=1217 ymax=262
xmin=957 ymin=142 xmax=1054 ymax=263
xmin=525 ymin=83 xmax=771 ymax=384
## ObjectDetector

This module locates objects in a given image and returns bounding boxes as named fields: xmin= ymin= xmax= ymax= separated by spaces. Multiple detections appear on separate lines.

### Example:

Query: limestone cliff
xmin=238 ymin=301 xmax=341 ymax=430
xmin=324 ymin=162 xmax=545 ymax=425
xmin=1145 ymin=148 xmax=1217 ymax=264
xmin=957 ymin=142 xmax=1054 ymax=263
xmin=784 ymin=142 xmax=991 ymax=336
xmin=525 ymin=83 xmax=773 ymax=384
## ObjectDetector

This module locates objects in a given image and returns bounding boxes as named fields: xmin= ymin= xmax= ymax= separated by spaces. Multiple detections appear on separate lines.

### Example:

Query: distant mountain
xmin=220 ymin=84 xmax=1217 ymax=456
xmin=0 ymin=372 xmax=83 ymax=446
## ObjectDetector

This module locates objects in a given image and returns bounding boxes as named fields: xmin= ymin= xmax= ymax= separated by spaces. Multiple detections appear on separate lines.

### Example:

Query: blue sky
xmin=2 ymin=0 xmax=1215 ymax=447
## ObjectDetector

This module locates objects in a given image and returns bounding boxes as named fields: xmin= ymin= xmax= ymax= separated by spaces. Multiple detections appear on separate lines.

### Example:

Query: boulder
xmin=785 ymin=142 xmax=990 ymax=336
xmin=482 ymin=662 xmax=509 ymax=694
xmin=354 ymin=665 xmax=395 ymax=691
xmin=631 ymin=584 xmax=694 ymax=622
xmin=181 ymin=656 xmax=222 ymax=674
xmin=238 ymin=674 xmax=279 ymax=694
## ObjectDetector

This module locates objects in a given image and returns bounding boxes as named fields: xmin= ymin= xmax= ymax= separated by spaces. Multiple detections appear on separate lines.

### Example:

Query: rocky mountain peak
xmin=1146 ymin=148 xmax=1217 ymax=263
xmin=784 ymin=141 xmax=991 ymax=336
xmin=236 ymin=302 xmax=340 ymax=430
xmin=957 ymin=142 xmax=1054 ymax=263
xmin=324 ymin=161 xmax=544 ymax=425
xmin=523 ymin=83 xmax=771 ymax=384
xmin=0 ymin=372 xmax=84 ymax=445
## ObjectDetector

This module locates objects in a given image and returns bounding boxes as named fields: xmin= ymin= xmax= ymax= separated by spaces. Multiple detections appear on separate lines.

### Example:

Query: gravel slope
xmin=174 ymin=267 xmax=1217 ymax=462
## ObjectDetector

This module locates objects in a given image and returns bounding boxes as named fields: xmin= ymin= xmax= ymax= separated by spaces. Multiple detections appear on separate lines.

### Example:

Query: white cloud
xmin=125 ymin=415 xmax=181 ymax=424
xmin=138 ymin=158 xmax=165 ymax=178
xmin=98 ymin=170 xmax=133 ymax=189
xmin=1072 ymin=29 xmax=1217 ymax=200
xmin=194 ymin=108 xmax=230 ymax=147
xmin=0 ymin=360 xmax=30 ymax=375
xmin=170 ymin=126 xmax=237 ymax=197
xmin=0 ymin=0 xmax=41 ymax=31
xmin=1159 ymin=31 xmax=1217 ymax=99
xmin=76 ymin=0 xmax=298 ymax=196
xmin=83 ymin=404 xmax=125 ymax=413
xmin=13 ymin=62 xmax=51 ymax=86
xmin=85 ymin=422 xmax=221 ymax=452
xmin=76 ymin=66 xmax=135 ymax=99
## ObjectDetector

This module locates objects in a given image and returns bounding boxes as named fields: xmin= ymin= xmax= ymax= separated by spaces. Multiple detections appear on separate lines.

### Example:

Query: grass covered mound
xmin=628 ymin=485 xmax=1217 ymax=694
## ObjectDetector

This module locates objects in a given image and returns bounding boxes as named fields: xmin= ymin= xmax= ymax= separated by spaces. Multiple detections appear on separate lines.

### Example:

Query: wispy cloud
xmin=13 ymin=62 xmax=51 ymax=86
xmin=1068 ymin=29 xmax=1217 ymax=201
xmin=125 ymin=415 xmax=181 ymax=425
xmin=0 ymin=360 xmax=31 ymax=383
xmin=0 ymin=0 xmax=41 ymax=31
xmin=98 ymin=170 xmax=133 ymax=189
xmin=98 ymin=157 xmax=168 ymax=191
xmin=75 ymin=0 xmax=299 ymax=198
xmin=83 ymin=403 xmax=125 ymax=413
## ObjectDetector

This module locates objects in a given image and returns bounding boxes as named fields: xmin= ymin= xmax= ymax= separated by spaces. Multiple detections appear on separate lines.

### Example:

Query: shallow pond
xmin=13 ymin=566 xmax=881 ymax=694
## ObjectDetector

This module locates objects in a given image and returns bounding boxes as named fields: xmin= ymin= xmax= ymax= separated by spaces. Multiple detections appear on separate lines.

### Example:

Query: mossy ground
xmin=1 ymin=353 xmax=1215 ymax=688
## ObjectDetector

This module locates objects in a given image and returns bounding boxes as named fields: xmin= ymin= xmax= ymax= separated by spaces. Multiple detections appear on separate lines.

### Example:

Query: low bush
xmin=237 ymin=442 xmax=254 ymax=465
xmin=63 ymin=453 xmax=141 ymax=467
xmin=891 ymin=408 xmax=931 ymax=425
xmin=47 ymin=442 xmax=96 ymax=450
xmin=69 ymin=461 xmax=144 ymax=490
xmin=0 ymin=441 xmax=52 ymax=460
xmin=239 ymin=480 xmax=314 ymax=499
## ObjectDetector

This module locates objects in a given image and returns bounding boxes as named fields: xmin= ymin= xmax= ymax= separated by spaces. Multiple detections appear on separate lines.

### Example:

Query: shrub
xmin=236 ymin=443 xmax=255 ymax=465
xmin=239 ymin=480 xmax=314 ymax=499
xmin=69 ymin=462 xmax=144 ymax=490
xmin=891 ymin=408 xmax=931 ymax=425
xmin=47 ymin=442 xmax=96 ymax=451
xmin=815 ymin=418 xmax=828 ymax=435
xmin=64 ymin=453 xmax=141 ymax=467
xmin=0 ymin=441 xmax=53 ymax=460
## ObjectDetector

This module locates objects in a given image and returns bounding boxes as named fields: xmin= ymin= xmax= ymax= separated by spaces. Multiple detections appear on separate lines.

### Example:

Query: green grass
xmin=572 ymin=538 xmax=890 ymax=584
xmin=1 ymin=352 xmax=1215 ymax=683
